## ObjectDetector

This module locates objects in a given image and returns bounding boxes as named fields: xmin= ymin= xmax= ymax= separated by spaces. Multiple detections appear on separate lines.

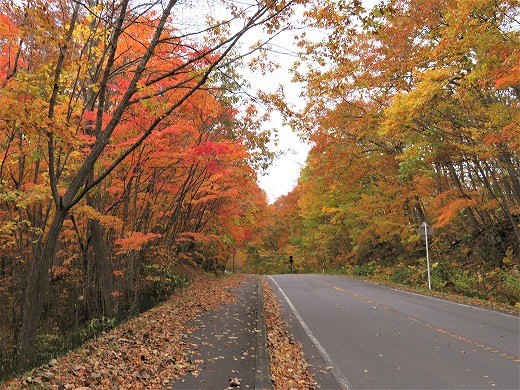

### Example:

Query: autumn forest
xmin=0 ymin=0 xmax=518 ymax=380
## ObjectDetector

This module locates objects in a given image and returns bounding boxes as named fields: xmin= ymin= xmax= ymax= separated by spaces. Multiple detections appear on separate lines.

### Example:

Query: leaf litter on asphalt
xmin=4 ymin=274 xmax=246 ymax=389
xmin=261 ymin=277 xmax=316 ymax=389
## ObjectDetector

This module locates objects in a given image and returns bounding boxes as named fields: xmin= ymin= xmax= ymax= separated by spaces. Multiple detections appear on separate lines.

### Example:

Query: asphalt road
xmin=267 ymin=274 xmax=519 ymax=389
xmin=173 ymin=276 xmax=269 ymax=389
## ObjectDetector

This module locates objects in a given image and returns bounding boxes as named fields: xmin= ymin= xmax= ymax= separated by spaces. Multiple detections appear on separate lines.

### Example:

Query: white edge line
xmin=268 ymin=276 xmax=352 ymax=390
xmin=389 ymin=287 xmax=519 ymax=319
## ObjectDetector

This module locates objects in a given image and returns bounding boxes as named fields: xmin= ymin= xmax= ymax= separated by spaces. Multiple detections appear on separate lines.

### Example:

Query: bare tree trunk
xmin=86 ymin=164 xmax=115 ymax=317
xmin=475 ymin=162 xmax=520 ymax=246
xmin=89 ymin=219 xmax=115 ymax=317
xmin=16 ymin=208 xmax=67 ymax=368
xmin=82 ymin=241 xmax=91 ymax=322
xmin=447 ymin=161 xmax=480 ymax=230
xmin=499 ymin=148 xmax=520 ymax=205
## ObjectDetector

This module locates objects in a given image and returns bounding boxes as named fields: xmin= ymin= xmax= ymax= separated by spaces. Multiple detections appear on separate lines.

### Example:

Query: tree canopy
xmin=0 ymin=0 xmax=518 ymax=379
xmin=254 ymin=0 xmax=519 ymax=303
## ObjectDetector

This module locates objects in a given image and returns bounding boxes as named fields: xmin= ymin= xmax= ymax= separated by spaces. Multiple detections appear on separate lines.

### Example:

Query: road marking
xmin=268 ymin=276 xmax=352 ymax=390
xmin=330 ymin=284 xmax=520 ymax=363
xmin=389 ymin=288 xmax=519 ymax=319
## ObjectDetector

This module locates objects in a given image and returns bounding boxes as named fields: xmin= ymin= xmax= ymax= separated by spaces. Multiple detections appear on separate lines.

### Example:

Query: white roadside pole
xmin=424 ymin=224 xmax=431 ymax=290
xmin=416 ymin=221 xmax=434 ymax=290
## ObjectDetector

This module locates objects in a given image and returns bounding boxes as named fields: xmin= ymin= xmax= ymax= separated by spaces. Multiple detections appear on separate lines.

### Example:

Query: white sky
xmin=175 ymin=1 xmax=345 ymax=203
xmin=174 ymin=0 xmax=312 ymax=204
xmin=249 ymin=54 xmax=312 ymax=203
xmin=257 ymin=112 xmax=311 ymax=203
xmin=244 ymin=12 xmax=317 ymax=204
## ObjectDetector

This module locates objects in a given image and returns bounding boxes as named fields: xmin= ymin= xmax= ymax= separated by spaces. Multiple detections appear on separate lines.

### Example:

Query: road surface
xmin=267 ymin=274 xmax=519 ymax=389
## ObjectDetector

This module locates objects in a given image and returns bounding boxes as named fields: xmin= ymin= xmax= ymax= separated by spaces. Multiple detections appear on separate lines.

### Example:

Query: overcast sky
xmin=257 ymin=113 xmax=311 ymax=203
xmin=252 ymin=60 xmax=311 ymax=203
xmin=246 ymin=11 xmax=317 ymax=204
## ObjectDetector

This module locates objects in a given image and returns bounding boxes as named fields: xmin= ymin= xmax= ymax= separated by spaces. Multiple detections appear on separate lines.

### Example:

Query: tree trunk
xmin=89 ymin=219 xmax=115 ymax=317
xmin=86 ymin=165 xmax=115 ymax=318
xmin=499 ymin=148 xmax=520 ymax=205
xmin=16 ymin=208 xmax=67 ymax=368
xmin=447 ymin=161 xmax=480 ymax=230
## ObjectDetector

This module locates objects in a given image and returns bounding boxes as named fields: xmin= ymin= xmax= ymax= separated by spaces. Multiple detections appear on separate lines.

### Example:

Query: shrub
xmin=429 ymin=262 xmax=450 ymax=290
xmin=494 ymin=271 xmax=520 ymax=305
xmin=353 ymin=261 xmax=377 ymax=277
xmin=449 ymin=269 xmax=478 ymax=297
xmin=391 ymin=266 xmax=415 ymax=284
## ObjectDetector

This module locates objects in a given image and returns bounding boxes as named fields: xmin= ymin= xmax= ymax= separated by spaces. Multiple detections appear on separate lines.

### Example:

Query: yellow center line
xmin=329 ymin=284 xmax=520 ymax=363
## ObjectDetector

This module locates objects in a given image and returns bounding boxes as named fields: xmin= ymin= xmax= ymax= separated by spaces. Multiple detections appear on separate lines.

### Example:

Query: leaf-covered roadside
xmin=261 ymin=277 xmax=315 ymax=389
xmin=2 ymin=274 xmax=246 ymax=389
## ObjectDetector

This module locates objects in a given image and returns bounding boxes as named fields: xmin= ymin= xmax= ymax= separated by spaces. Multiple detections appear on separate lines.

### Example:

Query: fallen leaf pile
xmin=3 ymin=273 xmax=246 ymax=389
xmin=261 ymin=277 xmax=316 ymax=389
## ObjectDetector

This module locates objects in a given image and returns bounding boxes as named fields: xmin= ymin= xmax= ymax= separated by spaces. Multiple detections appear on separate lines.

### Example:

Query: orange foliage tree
xmin=267 ymin=0 xmax=518 ymax=292
xmin=0 ymin=0 xmax=302 ymax=371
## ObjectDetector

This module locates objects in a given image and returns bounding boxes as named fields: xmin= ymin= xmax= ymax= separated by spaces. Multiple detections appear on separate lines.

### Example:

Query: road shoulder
xmin=264 ymin=276 xmax=337 ymax=389
xmin=173 ymin=274 xmax=268 ymax=389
